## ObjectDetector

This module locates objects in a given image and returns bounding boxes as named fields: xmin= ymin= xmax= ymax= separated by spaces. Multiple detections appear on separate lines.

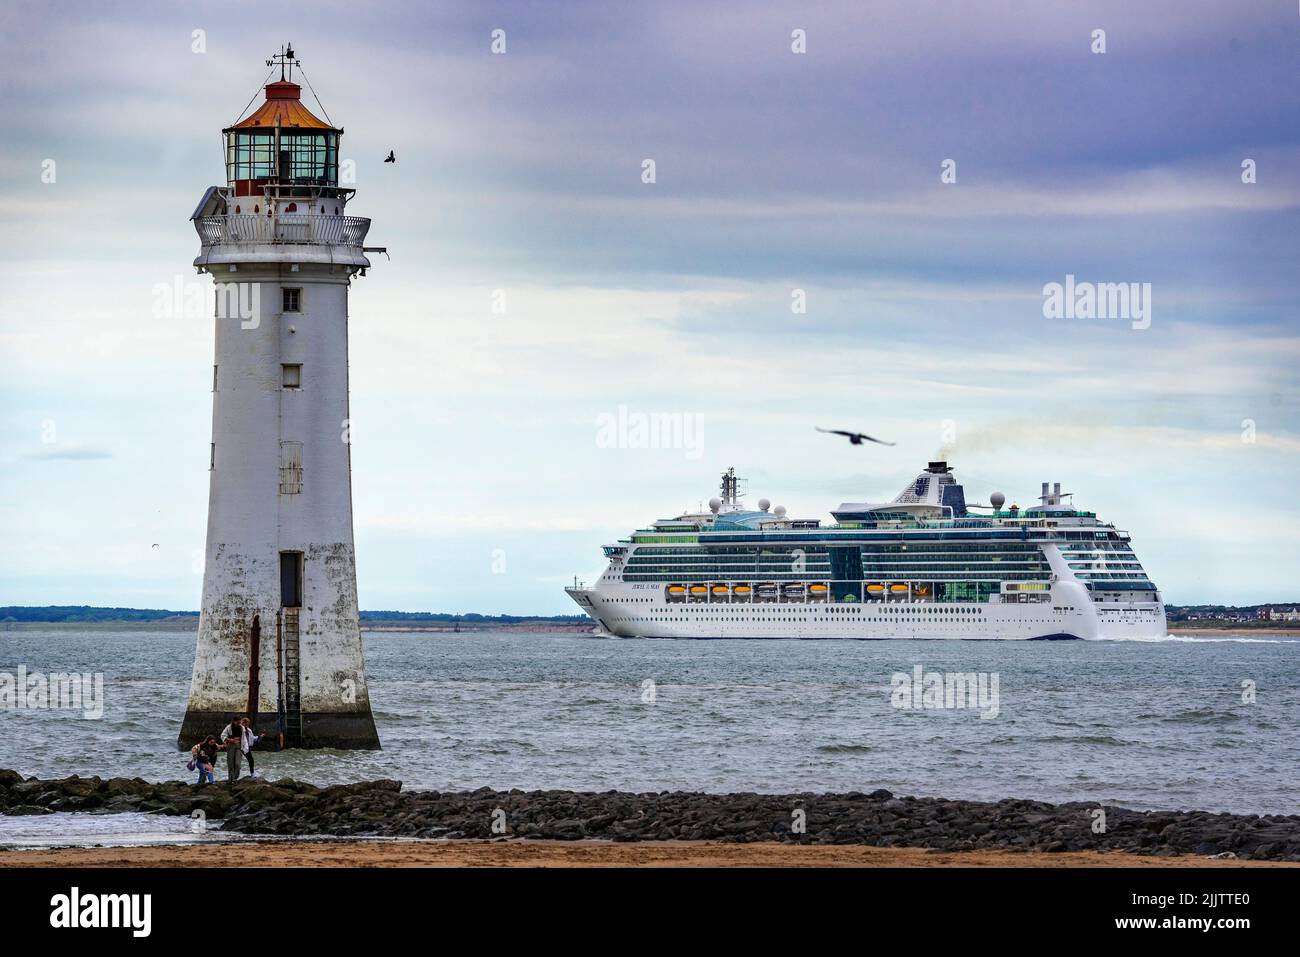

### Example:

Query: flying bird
xmin=151 ymin=543 xmax=160 ymax=548
xmin=816 ymin=427 xmax=896 ymax=447
xmin=383 ymin=150 xmax=395 ymax=164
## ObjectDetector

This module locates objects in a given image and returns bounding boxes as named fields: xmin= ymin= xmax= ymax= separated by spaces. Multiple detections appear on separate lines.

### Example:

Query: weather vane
xmin=266 ymin=43 xmax=298 ymax=82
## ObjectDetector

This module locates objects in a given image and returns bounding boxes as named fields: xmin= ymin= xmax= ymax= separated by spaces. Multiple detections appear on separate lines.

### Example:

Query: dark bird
xmin=816 ymin=427 xmax=896 ymax=447
xmin=384 ymin=151 xmax=395 ymax=163
xmin=151 ymin=543 xmax=160 ymax=548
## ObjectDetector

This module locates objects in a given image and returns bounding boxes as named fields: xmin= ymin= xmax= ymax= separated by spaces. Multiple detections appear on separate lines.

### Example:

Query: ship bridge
xmin=832 ymin=461 xmax=968 ymax=522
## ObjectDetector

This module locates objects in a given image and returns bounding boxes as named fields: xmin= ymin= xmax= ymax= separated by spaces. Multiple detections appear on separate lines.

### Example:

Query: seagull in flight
xmin=816 ymin=427 xmax=896 ymax=447
xmin=383 ymin=150 xmax=396 ymax=164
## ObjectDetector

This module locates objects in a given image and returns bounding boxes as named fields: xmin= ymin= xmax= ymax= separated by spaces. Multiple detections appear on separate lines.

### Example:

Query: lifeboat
xmin=783 ymin=583 xmax=805 ymax=595
xmin=667 ymin=585 xmax=686 ymax=595
xmin=689 ymin=585 xmax=708 ymax=595
xmin=890 ymin=584 xmax=909 ymax=594
xmin=756 ymin=583 xmax=777 ymax=594
xmin=711 ymin=585 xmax=729 ymax=595
xmin=808 ymin=583 xmax=828 ymax=594
xmin=866 ymin=583 xmax=885 ymax=594
xmin=733 ymin=585 xmax=752 ymax=595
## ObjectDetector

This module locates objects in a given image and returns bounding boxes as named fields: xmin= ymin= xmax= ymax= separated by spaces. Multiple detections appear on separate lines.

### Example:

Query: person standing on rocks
xmin=219 ymin=715 xmax=245 ymax=785
xmin=239 ymin=717 xmax=263 ymax=778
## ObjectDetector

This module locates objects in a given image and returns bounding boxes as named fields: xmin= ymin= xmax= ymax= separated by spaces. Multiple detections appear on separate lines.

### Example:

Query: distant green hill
xmin=0 ymin=606 xmax=585 ymax=624
xmin=0 ymin=606 xmax=199 ymax=623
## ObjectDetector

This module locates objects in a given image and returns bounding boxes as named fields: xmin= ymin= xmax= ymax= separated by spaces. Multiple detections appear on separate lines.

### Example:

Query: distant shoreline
xmin=1166 ymin=625 xmax=1300 ymax=636
xmin=4 ymin=620 xmax=1298 ymax=636
xmin=0 ymin=619 xmax=593 ymax=633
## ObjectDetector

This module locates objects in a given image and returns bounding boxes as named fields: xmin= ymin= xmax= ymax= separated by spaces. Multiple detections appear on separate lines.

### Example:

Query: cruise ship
xmin=566 ymin=462 xmax=1166 ymax=640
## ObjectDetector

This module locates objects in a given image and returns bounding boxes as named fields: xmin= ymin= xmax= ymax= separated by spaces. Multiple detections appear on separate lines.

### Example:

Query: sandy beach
xmin=4 ymin=840 xmax=1295 ymax=868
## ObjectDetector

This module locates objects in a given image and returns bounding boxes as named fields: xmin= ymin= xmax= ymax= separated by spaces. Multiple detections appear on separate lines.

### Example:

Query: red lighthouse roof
xmin=226 ymin=80 xmax=336 ymax=132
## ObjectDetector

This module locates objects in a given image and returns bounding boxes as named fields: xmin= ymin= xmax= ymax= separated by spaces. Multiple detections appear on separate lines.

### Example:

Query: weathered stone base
xmin=177 ymin=709 xmax=381 ymax=751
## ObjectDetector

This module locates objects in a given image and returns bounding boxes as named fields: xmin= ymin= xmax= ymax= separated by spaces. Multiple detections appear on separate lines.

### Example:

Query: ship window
xmin=282 ymin=363 xmax=302 ymax=389
xmin=283 ymin=287 xmax=302 ymax=313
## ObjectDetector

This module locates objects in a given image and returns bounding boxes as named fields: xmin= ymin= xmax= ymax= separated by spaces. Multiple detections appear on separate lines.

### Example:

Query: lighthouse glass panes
xmin=225 ymin=131 xmax=338 ymax=186
xmin=281 ymin=133 xmax=336 ymax=184
xmin=227 ymin=131 xmax=274 ymax=181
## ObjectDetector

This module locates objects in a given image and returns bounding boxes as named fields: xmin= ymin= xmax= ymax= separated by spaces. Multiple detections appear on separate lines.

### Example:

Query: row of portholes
xmin=231 ymin=204 xmax=342 ymax=215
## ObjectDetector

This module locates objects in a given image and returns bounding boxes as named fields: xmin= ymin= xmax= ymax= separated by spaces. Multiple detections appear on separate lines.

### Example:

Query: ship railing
xmin=194 ymin=213 xmax=371 ymax=248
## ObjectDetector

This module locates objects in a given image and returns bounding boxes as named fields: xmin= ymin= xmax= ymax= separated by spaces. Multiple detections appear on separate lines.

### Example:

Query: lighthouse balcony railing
xmin=194 ymin=213 xmax=371 ymax=248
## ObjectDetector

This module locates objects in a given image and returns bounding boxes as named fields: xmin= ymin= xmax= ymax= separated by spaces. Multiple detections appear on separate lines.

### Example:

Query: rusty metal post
xmin=246 ymin=613 xmax=261 ymax=719
xmin=275 ymin=609 xmax=285 ymax=750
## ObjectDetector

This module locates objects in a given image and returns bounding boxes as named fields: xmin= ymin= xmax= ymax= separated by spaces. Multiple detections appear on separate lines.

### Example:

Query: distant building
xmin=1263 ymin=606 xmax=1300 ymax=622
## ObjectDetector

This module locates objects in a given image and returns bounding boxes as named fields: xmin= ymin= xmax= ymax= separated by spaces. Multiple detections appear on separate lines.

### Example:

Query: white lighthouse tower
xmin=179 ymin=49 xmax=380 ymax=749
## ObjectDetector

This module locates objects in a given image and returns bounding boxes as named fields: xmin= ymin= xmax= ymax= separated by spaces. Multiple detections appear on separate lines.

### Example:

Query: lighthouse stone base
xmin=177 ymin=710 xmax=379 ymax=751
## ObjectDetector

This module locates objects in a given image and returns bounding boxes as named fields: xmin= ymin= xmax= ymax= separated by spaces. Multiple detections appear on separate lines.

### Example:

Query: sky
xmin=1 ymin=0 xmax=1298 ymax=614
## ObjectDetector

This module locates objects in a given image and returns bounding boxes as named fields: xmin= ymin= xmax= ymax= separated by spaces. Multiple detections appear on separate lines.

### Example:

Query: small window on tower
xmin=282 ymin=363 xmax=302 ymax=389
xmin=212 ymin=365 xmax=218 ymax=391
xmin=210 ymin=443 xmax=216 ymax=470
xmin=283 ymin=287 xmax=302 ymax=313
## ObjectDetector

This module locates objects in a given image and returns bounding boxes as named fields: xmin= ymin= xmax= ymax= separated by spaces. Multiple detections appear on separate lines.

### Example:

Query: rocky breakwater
xmin=2 ymin=770 xmax=1298 ymax=860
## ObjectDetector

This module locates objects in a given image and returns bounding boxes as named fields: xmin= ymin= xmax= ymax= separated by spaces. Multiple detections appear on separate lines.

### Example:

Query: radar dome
xmin=708 ymin=497 xmax=721 ymax=513
xmin=758 ymin=498 xmax=771 ymax=512
xmin=774 ymin=505 xmax=787 ymax=517
xmin=990 ymin=491 xmax=1006 ymax=510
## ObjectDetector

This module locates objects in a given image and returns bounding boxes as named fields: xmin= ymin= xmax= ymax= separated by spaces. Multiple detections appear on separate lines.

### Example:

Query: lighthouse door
xmin=278 ymin=551 xmax=304 ymax=746
xmin=279 ymin=551 xmax=303 ymax=608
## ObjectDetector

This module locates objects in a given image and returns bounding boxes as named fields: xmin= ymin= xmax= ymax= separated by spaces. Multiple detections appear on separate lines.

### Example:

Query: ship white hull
xmin=567 ymin=582 xmax=1166 ymax=641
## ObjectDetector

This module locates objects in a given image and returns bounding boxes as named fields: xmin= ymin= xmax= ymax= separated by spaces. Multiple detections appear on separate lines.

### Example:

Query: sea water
xmin=1 ymin=628 xmax=1295 ymax=832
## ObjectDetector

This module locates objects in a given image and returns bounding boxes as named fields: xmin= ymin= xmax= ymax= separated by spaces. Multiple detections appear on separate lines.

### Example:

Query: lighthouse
xmin=178 ymin=50 xmax=381 ymax=750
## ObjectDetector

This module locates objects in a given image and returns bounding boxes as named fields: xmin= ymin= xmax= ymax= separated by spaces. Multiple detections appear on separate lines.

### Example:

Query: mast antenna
xmin=266 ymin=44 xmax=299 ymax=83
